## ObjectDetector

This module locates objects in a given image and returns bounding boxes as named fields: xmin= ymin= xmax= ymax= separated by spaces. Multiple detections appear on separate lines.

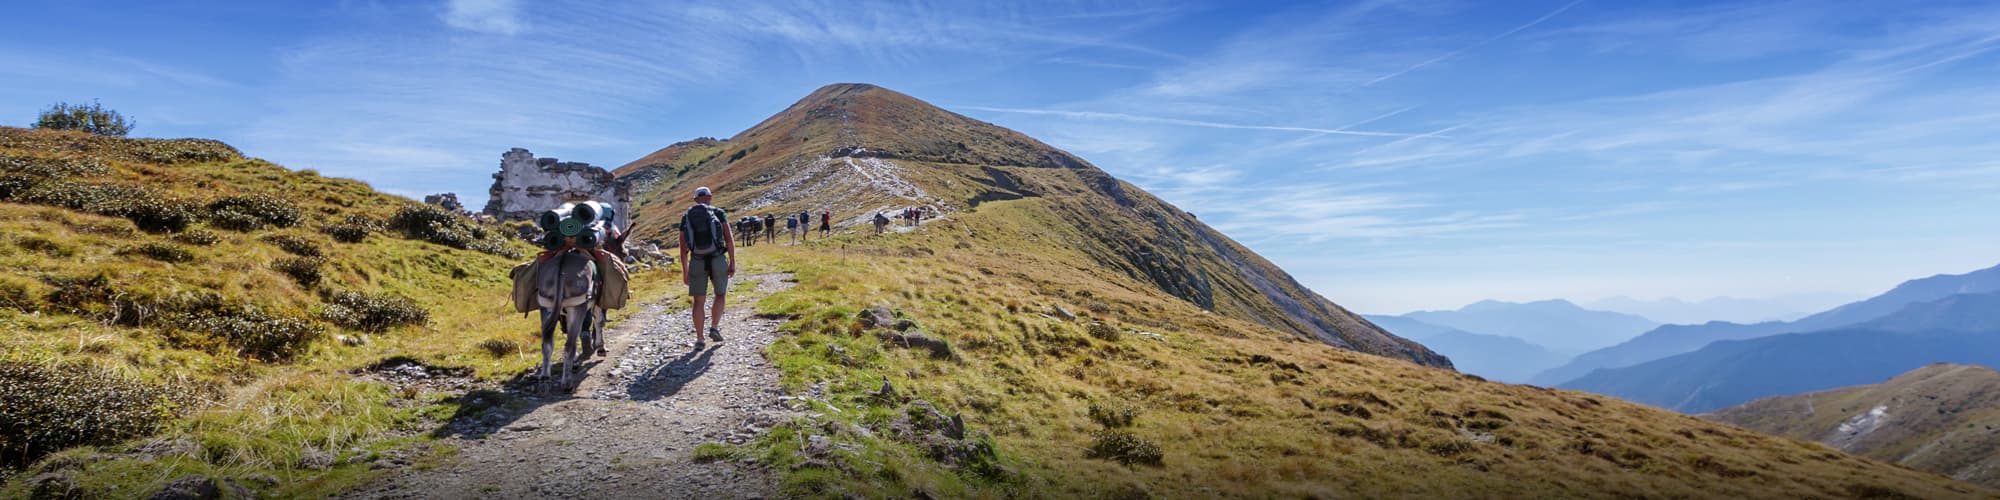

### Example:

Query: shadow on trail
xmin=427 ymin=357 xmax=605 ymax=440
xmin=627 ymin=344 xmax=720 ymax=402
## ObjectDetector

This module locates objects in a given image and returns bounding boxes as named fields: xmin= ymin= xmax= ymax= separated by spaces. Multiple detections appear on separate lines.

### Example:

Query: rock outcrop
xmin=482 ymin=148 xmax=632 ymax=230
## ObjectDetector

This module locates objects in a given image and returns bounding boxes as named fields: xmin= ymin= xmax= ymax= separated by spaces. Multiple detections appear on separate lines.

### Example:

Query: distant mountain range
xmin=1583 ymin=293 xmax=1858 ymax=325
xmin=1709 ymin=363 xmax=2000 ymax=488
xmin=1560 ymin=290 xmax=2000 ymax=413
xmin=1401 ymin=299 xmax=1657 ymax=355
xmin=1364 ymin=315 xmax=1565 ymax=384
xmin=1535 ymin=263 xmax=2000 ymax=386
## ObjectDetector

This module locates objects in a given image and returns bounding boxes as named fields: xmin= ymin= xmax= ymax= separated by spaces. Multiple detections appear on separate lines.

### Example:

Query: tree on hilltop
xmin=35 ymin=99 xmax=136 ymax=137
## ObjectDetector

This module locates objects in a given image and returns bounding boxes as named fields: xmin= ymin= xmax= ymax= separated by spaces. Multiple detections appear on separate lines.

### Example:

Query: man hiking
xmin=819 ymin=210 xmax=831 ymax=236
xmin=872 ymin=211 xmax=889 ymax=235
xmin=763 ymin=214 xmax=776 ymax=244
xmin=679 ymin=186 xmax=734 ymax=346
xmin=785 ymin=214 xmax=799 ymax=244
xmin=798 ymin=210 xmax=811 ymax=242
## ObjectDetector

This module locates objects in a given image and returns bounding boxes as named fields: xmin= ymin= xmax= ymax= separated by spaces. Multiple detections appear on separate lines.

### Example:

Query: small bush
xmin=1088 ymin=403 xmax=1140 ymax=429
xmin=9 ymin=180 xmax=195 ymax=232
xmin=272 ymin=256 xmax=324 ymax=288
xmin=123 ymin=242 xmax=194 ymax=263
xmin=15 ymin=236 xmax=75 ymax=258
xmin=477 ymin=338 xmax=521 ymax=358
xmin=324 ymin=224 xmax=369 ymax=243
xmin=1086 ymin=430 xmax=1163 ymax=466
xmin=1086 ymin=321 xmax=1121 ymax=342
xmin=0 ymin=361 xmax=188 ymax=474
xmin=172 ymin=229 xmax=221 ymax=246
xmin=34 ymin=100 xmax=135 ymax=136
xmin=321 ymin=290 xmax=428 ymax=333
xmin=0 ymin=153 xmax=109 ymax=179
xmin=207 ymin=194 xmax=302 ymax=231
xmin=175 ymin=309 xmax=325 ymax=362
xmin=389 ymin=204 xmax=520 ymax=258
xmin=262 ymin=234 xmax=322 ymax=258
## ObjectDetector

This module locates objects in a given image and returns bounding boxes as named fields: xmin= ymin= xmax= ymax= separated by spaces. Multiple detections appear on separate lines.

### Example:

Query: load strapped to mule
xmin=510 ymin=200 xmax=631 ymax=313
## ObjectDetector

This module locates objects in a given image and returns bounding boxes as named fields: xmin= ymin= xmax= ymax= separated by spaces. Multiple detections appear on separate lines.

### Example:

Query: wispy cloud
xmin=1363 ymin=0 xmax=1585 ymax=86
xmin=959 ymin=105 xmax=1432 ymax=138
xmin=442 ymin=0 xmax=524 ymax=35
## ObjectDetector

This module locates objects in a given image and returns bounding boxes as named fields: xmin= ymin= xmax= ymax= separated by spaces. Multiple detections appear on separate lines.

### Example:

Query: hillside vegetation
xmin=1711 ymin=363 xmax=2000 ymax=488
xmin=608 ymin=84 xmax=1995 ymax=498
xmin=0 ymin=127 xmax=673 ymax=497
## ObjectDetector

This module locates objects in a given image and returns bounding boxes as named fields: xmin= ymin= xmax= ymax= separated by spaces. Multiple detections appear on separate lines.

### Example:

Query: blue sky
xmin=5 ymin=0 xmax=1999 ymax=314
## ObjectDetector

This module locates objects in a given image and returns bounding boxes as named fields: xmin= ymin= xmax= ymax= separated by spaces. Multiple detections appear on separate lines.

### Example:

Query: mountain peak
xmin=728 ymin=82 xmax=1091 ymax=170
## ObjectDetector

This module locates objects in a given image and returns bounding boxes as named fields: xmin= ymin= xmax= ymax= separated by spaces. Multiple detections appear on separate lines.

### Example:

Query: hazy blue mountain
xmin=1402 ymin=299 xmax=1657 ymax=354
xmin=1534 ymin=262 xmax=2000 ymax=386
xmin=1365 ymin=315 xmax=1568 ymax=384
xmin=1362 ymin=314 xmax=1463 ymax=341
xmin=1584 ymin=292 xmax=1858 ymax=325
xmin=1561 ymin=292 xmax=2000 ymax=413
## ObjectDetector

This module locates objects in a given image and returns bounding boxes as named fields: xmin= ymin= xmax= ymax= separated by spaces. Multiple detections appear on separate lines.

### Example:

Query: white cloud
xmin=442 ymin=0 xmax=524 ymax=36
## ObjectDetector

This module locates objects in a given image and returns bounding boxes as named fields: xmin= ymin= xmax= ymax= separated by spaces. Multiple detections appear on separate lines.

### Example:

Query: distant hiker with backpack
xmin=819 ymin=210 xmax=831 ymax=236
xmin=763 ymin=214 xmax=776 ymax=244
xmin=872 ymin=212 xmax=889 ymax=235
xmin=679 ymin=186 xmax=734 ymax=346
xmin=785 ymin=214 xmax=798 ymax=244
xmin=798 ymin=210 xmax=811 ymax=242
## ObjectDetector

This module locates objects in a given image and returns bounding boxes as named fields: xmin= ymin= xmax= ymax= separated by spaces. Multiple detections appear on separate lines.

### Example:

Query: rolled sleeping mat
xmin=540 ymin=232 xmax=565 ymax=251
xmin=570 ymin=201 xmax=616 ymax=227
xmin=575 ymin=226 xmax=604 ymax=250
xmin=538 ymin=203 xmax=575 ymax=233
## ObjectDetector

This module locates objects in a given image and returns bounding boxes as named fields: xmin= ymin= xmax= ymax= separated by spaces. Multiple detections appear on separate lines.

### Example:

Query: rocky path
xmin=346 ymin=274 xmax=798 ymax=499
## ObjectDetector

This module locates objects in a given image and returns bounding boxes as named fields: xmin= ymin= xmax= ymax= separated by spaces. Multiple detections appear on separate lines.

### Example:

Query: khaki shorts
xmin=687 ymin=253 xmax=729 ymax=297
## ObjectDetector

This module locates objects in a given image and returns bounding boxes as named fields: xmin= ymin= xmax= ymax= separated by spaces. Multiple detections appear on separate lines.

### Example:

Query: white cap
xmin=694 ymin=186 xmax=712 ymax=197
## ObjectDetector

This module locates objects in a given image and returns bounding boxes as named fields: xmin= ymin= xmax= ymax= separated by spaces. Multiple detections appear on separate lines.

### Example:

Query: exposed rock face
xmin=423 ymin=192 xmax=465 ymax=212
xmin=483 ymin=148 xmax=632 ymax=230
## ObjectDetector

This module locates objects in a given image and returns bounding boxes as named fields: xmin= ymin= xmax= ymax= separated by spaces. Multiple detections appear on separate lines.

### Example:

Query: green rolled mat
xmin=539 ymin=203 xmax=575 ymax=232
xmin=559 ymin=215 xmax=588 ymax=236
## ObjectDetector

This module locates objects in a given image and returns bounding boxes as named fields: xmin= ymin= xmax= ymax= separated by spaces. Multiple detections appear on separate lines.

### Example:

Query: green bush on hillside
xmin=272 ymin=256 xmax=324 ymax=288
xmin=8 ymin=180 xmax=197 ymax=232
xmin=174 ymin=309 xmax=325 ymax=362
xmin=1086 ymin=430 xmax=1163 ymax=466
xmin=122 ymin=242 xmax=194 ymax=263
xmin=0 ymin=153 xmax=109 ymax=178
xmin=262 ymin=234 xmax=322 ymax=258
xmin=388 ymin=204 xmax=520 ymax=258
xmin=319 ymin=289 xmax=428 ymax=333
xmin=171 ymin=229 xmax=221 ymax=246
xmin=33 ymin=100 xmax=135 ymax=137
xmin=207 ymin=193 xmax=302 ymax=231
xmin=0 ymin=361 xmax=188 ymax=475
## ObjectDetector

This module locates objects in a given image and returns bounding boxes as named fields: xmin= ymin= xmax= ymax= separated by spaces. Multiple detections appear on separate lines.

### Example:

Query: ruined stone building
xmin=482 ymin=148 xmax=632 ymax=231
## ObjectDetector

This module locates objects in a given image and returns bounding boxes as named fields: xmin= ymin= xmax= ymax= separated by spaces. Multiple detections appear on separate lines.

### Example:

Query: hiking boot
xmin=707 ymin=326 xmax=724 ymax=342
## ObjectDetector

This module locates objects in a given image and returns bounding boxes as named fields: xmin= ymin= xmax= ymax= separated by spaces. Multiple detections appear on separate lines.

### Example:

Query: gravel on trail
xmin=344 ymin=274 xmax=799 ymax=500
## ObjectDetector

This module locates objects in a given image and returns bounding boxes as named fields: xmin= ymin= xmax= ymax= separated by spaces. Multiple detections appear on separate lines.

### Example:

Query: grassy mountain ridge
xmin=617 ymin=83 xmax=1446 ymax=368
xmin=1710 ymin=363 xmax=2000 ymax=488
xmin=600 ymin=84 xmax=1993 ymax=497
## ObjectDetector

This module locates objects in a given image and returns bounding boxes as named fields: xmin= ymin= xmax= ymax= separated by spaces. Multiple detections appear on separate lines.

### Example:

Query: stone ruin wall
xmin=482 ymin=148 xmax=632 ymax=231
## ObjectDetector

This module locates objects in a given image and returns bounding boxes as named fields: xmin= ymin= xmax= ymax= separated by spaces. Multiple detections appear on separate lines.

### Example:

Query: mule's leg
xmin=595 ymin=307 xmax=609 ymax=355
xmin=539 ymin=308 xmax=558 ymax=391
xmin=562 ymin=305 xmax=584 ymax=389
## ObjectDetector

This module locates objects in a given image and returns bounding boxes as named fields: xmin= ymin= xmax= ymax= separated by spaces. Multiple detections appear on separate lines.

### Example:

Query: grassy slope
xmin=1710 ymin=363 xmax=2000 ymax=488
xmin=709 ymin=199 xmax=1993 ymax=498
xmin=0 ymin=127 xmax=675 ymax=497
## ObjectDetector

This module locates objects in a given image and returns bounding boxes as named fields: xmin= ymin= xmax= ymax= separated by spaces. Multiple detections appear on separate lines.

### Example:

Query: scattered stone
xmin=1051 ymin=306 xmax=1077 ymax=321
xmin=891 ymin=318 xmax=919 ymax=332
xmin=298 ymin=448 xmax=337 ymax=470
xmin=876 ymin=329 xmax=954 ymax=360
xmin=148 ymin=475 xmax=220 ymax=500
xmin=857 ymin=306 xmax=895 ymax=329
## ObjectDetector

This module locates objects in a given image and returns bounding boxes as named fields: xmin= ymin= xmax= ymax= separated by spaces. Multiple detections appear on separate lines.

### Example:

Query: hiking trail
xmin=346 ymin=273 xmax=798 ymax=499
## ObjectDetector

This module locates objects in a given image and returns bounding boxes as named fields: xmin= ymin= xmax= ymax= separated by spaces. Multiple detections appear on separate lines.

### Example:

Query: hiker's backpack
xmin=684 ymin=204 xmax=725 ymax=256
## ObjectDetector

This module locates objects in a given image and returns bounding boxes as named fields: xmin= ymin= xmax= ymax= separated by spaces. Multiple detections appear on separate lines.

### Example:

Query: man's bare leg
xmin=691 ymin=295 xmax=709 ymax=344
xmin=708 ymin=294 xmax=727 ymax=341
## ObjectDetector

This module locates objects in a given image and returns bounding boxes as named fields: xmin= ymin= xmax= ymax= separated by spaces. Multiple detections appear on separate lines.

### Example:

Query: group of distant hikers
xmin=734 ymin=207 xmax=832 ymax=247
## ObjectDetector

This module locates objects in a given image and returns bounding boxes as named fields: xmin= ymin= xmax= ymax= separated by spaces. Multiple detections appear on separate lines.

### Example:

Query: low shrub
xmin=206 ymin=193 xmax=302 ymax=231
xmin=172 ymin=229 xmax=221 ymax=246
xmin=0 ymin=153 xmax=109 ymax=179
xmin=123 ymin=242 xmax=194 ymax=263
xmin=14 ymin=236 xmax=74 ymax=258
xmin=324 ymin=224 xmax=369 ymax=243
xmin=34 ymin=100 xmax=135 ymax=137
xmin=389 ymin=204 xmax=520 ymax=258
xmin=321 ymin=289 xmax=428 ymax=333
xmin=1086 ymin=321 xmax=1121 ymax=342
xmin=1088 ymin=403 xmax=1140 ymax=429
xmin=13 ymin=180 xmax=197 ymax=232
xmin=262 ymin=234 xmax=322 ymax=258
xmin=174 ymin=309 xmax=325 ymax=362
xmin=477 ymin=338 xmax=521 ymax=358
xmin=272 ymin=256 xmax=325 ymax=288
xmin=0 ymin=361 xmax=188 ymax=474
xmin=1086 ymin=430 xmax=1164 ymax=466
